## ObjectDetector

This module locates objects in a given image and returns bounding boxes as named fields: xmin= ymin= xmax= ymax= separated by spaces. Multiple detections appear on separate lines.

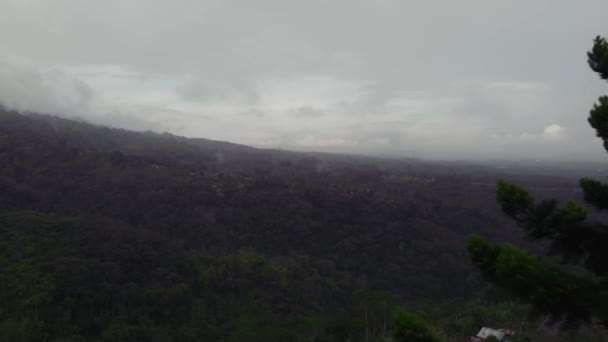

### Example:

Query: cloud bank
xmin=0 ymin=0 xmax=607 ymax=160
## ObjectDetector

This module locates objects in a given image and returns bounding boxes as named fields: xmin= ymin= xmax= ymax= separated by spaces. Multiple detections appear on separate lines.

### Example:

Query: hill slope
xmin=0 ymin=109 xmax=577 ymax=296
xmin=0 ymin=108 xmax=583 ymax=340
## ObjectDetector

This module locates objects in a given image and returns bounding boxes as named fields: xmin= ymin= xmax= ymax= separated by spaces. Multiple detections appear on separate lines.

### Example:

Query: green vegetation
xmin=1 ymin=210 xmax=573 ymax=340
xmin=391 ymin=307 xmax=439 ymax=342
xmin=1 ymin=102 xmax=535 ymax=340
xmin=0 ymin=210 xmax=398 ymax=341
xmin=0 ymin=106 xmax=513 ymax=304
xmin=468 ymin=36 xmax=608 ymax=329
xmin=412 ymin=294 xmax=529 ymax=341
xmin=467 ymin=235 xmax=594 ymax=326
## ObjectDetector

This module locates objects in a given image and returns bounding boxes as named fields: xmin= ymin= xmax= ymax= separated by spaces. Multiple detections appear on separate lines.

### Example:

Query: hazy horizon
xmin=1 ymin=1 xmax=608 ymax=161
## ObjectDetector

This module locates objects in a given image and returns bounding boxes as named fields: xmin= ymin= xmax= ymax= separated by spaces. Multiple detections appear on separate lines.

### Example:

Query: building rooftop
xmin=470 ymin=326 xmax=517 ymax=341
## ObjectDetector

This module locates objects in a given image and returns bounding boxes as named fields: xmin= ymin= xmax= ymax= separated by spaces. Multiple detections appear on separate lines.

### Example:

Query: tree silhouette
xmin=468 ymin=36 xmax=608 ymax=328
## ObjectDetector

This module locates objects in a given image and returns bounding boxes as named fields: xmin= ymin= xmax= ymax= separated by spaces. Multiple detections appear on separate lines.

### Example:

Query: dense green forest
xmin=0 ymin=107 xmax=531 ymax=302
xmin=0 ymin=210 xmax=379 ymax=340
xmin=0 ymin=211 xmax=536 ymax=341
xmin=1 ymin=106 xmax=607 ymax=340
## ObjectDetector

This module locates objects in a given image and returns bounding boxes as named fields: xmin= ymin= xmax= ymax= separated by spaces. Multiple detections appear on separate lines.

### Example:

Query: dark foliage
xmin=0 ymin=104 xmax=584 ymax=339
xmin=467 ymin=235 xmax=599 ymax=327
xmin=0 ymin=108 xmax=536 ymax=302
xmin=469 ymin=36 xmax=608 ymax=329
xmin=588 ymin=36 xmax=608 ymax=81
xmin=0 ymin=211 xmax=386 ymax=340
xmin=390 ymin=308 xmax=440 ymax=342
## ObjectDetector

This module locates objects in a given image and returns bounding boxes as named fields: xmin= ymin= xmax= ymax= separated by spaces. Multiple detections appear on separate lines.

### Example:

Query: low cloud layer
xmin=1 ymin=0 xmax=607 ymax=160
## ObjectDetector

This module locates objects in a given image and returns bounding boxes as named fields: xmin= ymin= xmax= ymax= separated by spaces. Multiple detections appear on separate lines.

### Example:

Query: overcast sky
xmin=1 ymin=0 xmax=607 ymax=160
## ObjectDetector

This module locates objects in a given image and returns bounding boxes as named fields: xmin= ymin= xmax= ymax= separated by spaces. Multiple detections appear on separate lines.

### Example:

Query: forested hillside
xmin=0 ymin=108 xmax=593 ymax=340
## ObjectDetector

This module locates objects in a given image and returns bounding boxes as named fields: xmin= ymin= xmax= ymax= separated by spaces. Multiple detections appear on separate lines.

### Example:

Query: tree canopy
xmin=391 ymin=307 xmax=440 ymax=342
xmin=468 ymin=36 xmax=608 ymax=328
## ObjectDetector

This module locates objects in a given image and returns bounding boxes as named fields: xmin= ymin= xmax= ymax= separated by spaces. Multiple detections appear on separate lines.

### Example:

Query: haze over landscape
xmin=1 ymin=0 xmax=608 ymax=160
xmin=2 ymin=1 xmax=608 ymax=341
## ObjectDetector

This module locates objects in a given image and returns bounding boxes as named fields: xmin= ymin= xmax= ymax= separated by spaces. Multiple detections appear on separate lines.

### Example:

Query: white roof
xmin=477 ymin=327 xmax=506 ymax=340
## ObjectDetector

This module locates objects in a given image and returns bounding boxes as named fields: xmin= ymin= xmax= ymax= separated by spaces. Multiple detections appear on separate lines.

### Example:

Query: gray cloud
xmin=0 ymin=0 xmax=607 ymax=160
xmin=0 ymin=62 xmax=93 ymax=116
xmin=291 ymin=106 xmax=326 ymax=118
